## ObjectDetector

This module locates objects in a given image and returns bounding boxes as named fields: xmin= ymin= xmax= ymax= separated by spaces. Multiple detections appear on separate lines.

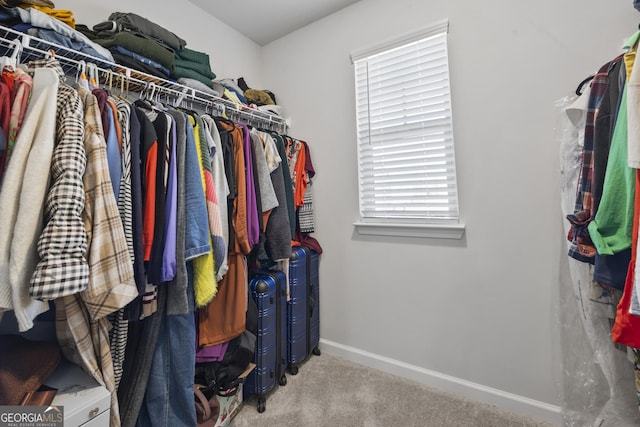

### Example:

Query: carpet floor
xmin=231 ymin=351 xmax=556 ymax=427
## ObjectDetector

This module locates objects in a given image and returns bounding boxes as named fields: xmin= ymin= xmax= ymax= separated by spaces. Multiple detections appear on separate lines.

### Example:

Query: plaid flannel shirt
xmin=30 ymin=76 xmax=89 ymax=298
xmin=55 ymin=85 xmax=138 ymax=427
xmin=567 ymin=60 xmax=613 ymax=263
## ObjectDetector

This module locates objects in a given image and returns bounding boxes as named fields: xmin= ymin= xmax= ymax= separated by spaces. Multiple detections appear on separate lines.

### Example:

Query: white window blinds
xmin=353 ymin=24 xmax=459 ymax=222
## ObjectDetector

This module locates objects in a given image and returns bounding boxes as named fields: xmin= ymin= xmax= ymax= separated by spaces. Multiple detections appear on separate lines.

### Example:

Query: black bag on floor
xmin=195 ymin=297 xmax=258 ymax=396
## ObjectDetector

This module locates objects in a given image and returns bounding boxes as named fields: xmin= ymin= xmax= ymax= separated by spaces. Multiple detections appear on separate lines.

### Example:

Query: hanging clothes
xmin=0 ymin=66 xmax=57 ymax=331
xmin=199 ymin=120 xmax=250 ymax=347
xmin=69 ymin=84 xmax=137 ymax=412
xmin=587 ymin=43 xmax=637 ymax=258
xmin=202 ymin=115 xmax=230 ymax=281
xmin=2 ymin=68 xmax=32 ymax=179
xmin=189 ymin=114 xmax=217 ymax=307
xmin=592 ymin=58 xmax=630 ymax=291
xmin=165 ymin=109 xmax=189 ymax=316
xmin=271 ymin=133 xmax=296 ymax=237
xmin=297 ymin=139 xmax=316 ymax=234
xmin=195 ymin=115 xmax=224 ymax=282
xmin=567 ymin=61 xmax=614 ymax=264
xmin=123 ymin=105 xmax=146 ymax=321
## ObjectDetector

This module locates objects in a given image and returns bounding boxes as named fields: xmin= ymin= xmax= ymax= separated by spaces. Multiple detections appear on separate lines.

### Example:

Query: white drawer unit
xmin=46 ymin=360 xmax=111 ymax=427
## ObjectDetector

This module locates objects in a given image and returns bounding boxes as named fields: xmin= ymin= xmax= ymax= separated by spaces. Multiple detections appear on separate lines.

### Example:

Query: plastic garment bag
xmin=555 ymin=92 xmax=640 ymax=426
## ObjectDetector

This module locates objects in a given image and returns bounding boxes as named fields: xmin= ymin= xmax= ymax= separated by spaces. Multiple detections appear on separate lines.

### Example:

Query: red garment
xmin=611 ymin=170 xmax=640 ymax=347
xmin=92 ymin=89 xmax=110 ymax=137
xmin=143 ymin=143 xmax=158 ymax=261
xmin=300 ymin=140 xmax=315 ymax=179
xmin=1 ymin=70 xmax=14 ymax=104
xmin=0 ymin=79 xmax=13 ymax=183
xmin=293 ymin=141 xmax=307 ymax=207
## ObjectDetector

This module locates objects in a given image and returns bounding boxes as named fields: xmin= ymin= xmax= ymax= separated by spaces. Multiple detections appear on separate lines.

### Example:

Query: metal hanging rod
xmin=0 ymin=24 xmax=288 ymax=133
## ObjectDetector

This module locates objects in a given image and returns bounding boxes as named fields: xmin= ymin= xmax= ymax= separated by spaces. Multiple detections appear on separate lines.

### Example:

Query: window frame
xmin=351 ymin=20 xmax=465 ymax=239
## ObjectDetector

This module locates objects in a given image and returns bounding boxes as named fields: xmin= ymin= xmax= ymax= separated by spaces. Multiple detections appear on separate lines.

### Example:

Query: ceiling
xmin=187 ymin=0 xmax=361 ymax=46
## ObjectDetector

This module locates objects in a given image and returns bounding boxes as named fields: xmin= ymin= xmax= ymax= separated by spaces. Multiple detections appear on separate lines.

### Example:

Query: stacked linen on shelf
xmin=0 ymin=4 xmax=114 ymax=62
xmin=213 ymin=77 xmax=288 ymax=119
xmin=20 ymin=5 xmax=74 ymax=28
xmin=0 ymin=0 xmax=74 ymax=28
xmin=87 ymin=11 xmax=187 ymax=79
xmin=104 ymin=12 xmax=186 ymax=51
xmin=80 ymin=11 xmax=220 ymax=90
xmin=237 ymin=77 xmax=276 ymax=106
xmin=78 ymin=20 xmax=175 ymax=79
xmin=172 ymin=47 xmax=216 ymax=88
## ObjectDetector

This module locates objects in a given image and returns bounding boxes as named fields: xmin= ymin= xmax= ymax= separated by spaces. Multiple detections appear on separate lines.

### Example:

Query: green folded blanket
xmin=174 ymin=48 xmax=216 ymax=79
xmin=92 ymin=31 xmax=175 ymax=71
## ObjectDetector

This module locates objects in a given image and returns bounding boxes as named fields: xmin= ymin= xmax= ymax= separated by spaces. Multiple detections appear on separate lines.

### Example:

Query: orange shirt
xmin=293 ymin=140 xmax=307 ymax=208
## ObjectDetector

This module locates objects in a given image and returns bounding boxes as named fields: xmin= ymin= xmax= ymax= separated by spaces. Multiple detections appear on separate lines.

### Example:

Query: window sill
xmin=353 ymin=221 xmax=466 ymax=239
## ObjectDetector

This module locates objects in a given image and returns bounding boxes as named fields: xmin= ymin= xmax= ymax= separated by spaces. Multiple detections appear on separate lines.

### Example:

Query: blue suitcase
xmin=287 ymin=246 xmax=321 ymax=375
xmin=243 ymin=270 xmax=288 ymax=413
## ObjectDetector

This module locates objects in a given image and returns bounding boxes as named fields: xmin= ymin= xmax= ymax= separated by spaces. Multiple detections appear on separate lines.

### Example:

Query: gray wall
xmin=259 ymin=0 xmax=637 ymax=421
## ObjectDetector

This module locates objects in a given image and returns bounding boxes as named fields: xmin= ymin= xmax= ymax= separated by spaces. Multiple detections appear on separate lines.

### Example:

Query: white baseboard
xmin=319 ymin=338 xmax=562 ymax=426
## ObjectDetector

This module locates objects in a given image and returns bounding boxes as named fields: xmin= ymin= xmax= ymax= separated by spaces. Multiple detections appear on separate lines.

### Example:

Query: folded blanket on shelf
xmin=21 ymin=5 xmax=74 ymax=28
xmin=177 ymin=77 xmax=220 ymax=97
xmin=88 ymin=30 xmax=174 ymax=70
xmin=221 ymin=84 xmax=247 ymax=105
xmin=110 ymin=50 xmax=170 ymax=79
xmin=172 ymin=66 xmax=214 ymax=89
xmin=108 ymin=11 xmax=186 ymax=51
xmin=244 ymin=88 xmax=275 ymax=106
xmin=110 ymin=45 xmax=170 ymax=76
xmin=237 ymin=76 xmax=278 ymax=105
xmin=1 ymin=6 xmax=114 ymax=62
xmin=174 ymin=48 xmax=216 ymax=78
xmin=0 ymin=0 xmax=54 ymax=8
xmin=26 ymin=27 xmax=114 ymax=63
xmin=219 ymin=78 xmax=244 ymax=96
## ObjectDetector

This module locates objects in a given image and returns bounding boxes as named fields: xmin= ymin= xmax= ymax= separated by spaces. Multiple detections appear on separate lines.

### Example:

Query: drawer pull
xmin=89 ymin=407 xmax=100 ymax=418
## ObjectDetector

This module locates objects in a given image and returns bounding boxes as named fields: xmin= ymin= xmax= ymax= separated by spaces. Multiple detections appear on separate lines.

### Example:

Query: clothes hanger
xmin=0 ymin=39 xmax=21 ymax=72
xmin=575 ymin=74 xmax=594 ymax=96
xmin=87 ymin=63 xmax=99 ymax=91
xmin=112 ymin=71 xmax=130 ymax=102
xmin=135 ymin=81 xmax=166 ymax=113
xmin=75 ymin=60 xmax=90 ymax=91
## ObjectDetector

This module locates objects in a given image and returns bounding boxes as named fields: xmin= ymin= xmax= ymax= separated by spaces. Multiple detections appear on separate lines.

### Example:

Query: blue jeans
xmin=136 ymin=311 xmax=196 ymax=427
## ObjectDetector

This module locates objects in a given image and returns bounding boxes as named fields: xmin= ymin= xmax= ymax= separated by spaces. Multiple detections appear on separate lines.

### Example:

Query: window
xmin=352 ymin=21 xmax=464 ymax=239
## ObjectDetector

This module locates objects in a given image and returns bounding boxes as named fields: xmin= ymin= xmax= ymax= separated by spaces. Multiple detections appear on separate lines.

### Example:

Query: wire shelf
xmin=0 ymin=24 xmax=288 ymax=133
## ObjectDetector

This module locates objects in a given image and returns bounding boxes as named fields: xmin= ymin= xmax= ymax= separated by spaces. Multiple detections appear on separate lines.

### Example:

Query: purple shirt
xmin=161 ymin=113 xmax=177 ymax=281
xmin=195 ymin=341 xmax=229 ymax=363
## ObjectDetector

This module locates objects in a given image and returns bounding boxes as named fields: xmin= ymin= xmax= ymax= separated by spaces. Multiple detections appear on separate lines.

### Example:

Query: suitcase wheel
xmin=279 ymin=374 xmax=287 ymax=386
xmin=313 ymin=347 xmax=321 ymax=356
xmin=257 ymin=398 xmax=266 ymax=413
xmin=289 ymin=365 xmax=299 ymax=376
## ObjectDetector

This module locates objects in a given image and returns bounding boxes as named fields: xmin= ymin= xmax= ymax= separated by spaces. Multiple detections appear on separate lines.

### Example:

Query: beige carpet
xmin=231 ymin=352 xmax=556 ymax=427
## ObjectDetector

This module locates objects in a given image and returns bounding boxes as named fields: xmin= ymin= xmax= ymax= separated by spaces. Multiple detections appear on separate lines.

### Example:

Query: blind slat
xmin=365 ymin=53 xmax=448 ymax=83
